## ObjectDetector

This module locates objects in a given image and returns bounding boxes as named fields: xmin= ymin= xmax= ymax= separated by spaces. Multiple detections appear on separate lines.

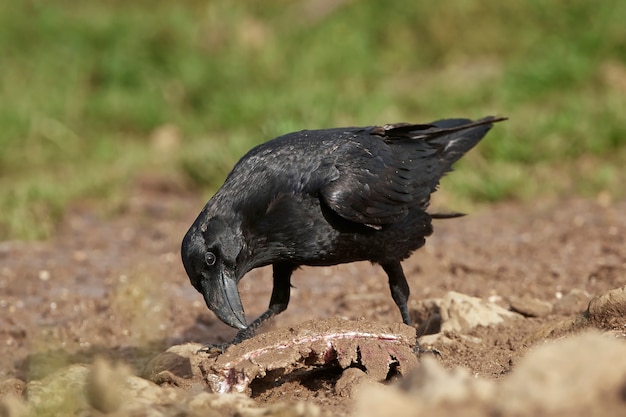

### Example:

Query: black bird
xmin=182 ymin=116 xmax=505 ymax=347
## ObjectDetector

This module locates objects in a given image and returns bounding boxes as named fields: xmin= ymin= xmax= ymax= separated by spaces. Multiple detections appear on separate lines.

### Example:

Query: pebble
xmin=509 ymin=295 xmax=553 ymax=317
xmin=586 ymin=285 xmax=626 ymax=330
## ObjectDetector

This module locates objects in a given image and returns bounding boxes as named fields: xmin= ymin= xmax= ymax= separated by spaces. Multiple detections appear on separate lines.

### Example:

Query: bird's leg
xmin=380 ymin=261 xmax=441 ymax=357
xmin=380 ymin=261 xmax=412 ymax=325
xmin=230 ymin=263 xmax=294 ymax=344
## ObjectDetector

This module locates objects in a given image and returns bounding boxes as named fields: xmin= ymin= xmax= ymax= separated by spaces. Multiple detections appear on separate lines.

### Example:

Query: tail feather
xmin=428 ymin=116 xmax=506 ymax=168
xmin=381 ymin=115 xmax=506 ymax=172
xmin=430 ymin=211 xmax=466 ymax=219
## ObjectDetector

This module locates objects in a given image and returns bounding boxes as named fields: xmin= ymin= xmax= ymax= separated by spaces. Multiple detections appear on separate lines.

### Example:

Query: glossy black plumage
xmin=181 ymin=116 xmax=505 ymax=347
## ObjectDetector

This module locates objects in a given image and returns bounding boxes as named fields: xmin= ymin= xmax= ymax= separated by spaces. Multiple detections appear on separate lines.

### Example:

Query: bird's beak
xmin=200 ymin=272 xmax=247 ymax=330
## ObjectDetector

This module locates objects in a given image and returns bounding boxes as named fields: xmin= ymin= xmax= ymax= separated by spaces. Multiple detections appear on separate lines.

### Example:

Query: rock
xmin=0 ymin=395 xmax=29 ymax=417
xmin=354 ymin=380 xmax=422 ymax=417
xmin=334 ymin=367 xmax=372 ymax=398
xmin=528 ymin=286 xmax=626 ymax=342
xmin=26 ymin=364 xmax=90 ymax=416
xmin=417 ymin=291 xmax=522 ymax=334
xmin=525 ymin=315 xmax=588 ymax=343
xmin=240 ymin=401 xmax=320 ymax=417
xmin=399 ymin=356 xmax=494 ymax=404
xmin=122 ymin=374 xmax=185 ymax=410
xmin=586 ymin=285 xmax=626 ymax=330
xmin=187 ymin=392 xmax=256 ymax=417
xmin=187 ymin=392 xmax=320 ymax=417
xmin=142 ymin=343 xmax=207 ymax=390
xmin=553 ymin=289 xmax=592 ymax=315
xmin=86 ymin=357 xmax=131 ymax=413
xmin=0 ymin=379 xmax=25 ymax=397
xmin=497 ymin=331 xmax=626 ymax=415
xmin=509 ymin=295 xmax=553 ymax=317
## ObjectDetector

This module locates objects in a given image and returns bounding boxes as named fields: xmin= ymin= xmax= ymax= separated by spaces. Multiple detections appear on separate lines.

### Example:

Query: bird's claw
xmin=196 ymin=327 xmax=255 ymax=356
xmin=413 ymin=343 xmax=442 ymax=358
xmin=232 ymin=327 xmax=255 ymax=344
xmin=197 ymin=343 xmax=230 ymax=357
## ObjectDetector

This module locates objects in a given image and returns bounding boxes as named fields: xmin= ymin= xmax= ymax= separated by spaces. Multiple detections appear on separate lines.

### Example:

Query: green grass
xmin=1 ymin=0 xmax=625 ymax=240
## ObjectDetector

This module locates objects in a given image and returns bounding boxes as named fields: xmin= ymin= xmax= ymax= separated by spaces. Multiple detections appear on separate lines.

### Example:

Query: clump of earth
xmin=0 ymin=179 xmax=625 ymax=416
xmin=144 ymin=317 xmax=420 ymax=395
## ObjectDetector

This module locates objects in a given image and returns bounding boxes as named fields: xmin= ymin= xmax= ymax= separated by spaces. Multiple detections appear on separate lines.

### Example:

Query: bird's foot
xmin=196 ymin=327 xmax=256 ymax=356
xmin=413 ymin=314 xmax=442 ymax=357
xmin=232 ymin=326 xmax=255 ymax=344
xmin=197 ymin=342 xmax=230 ymax=356
xmin=413 ymin=343 xmax=442 ymax=358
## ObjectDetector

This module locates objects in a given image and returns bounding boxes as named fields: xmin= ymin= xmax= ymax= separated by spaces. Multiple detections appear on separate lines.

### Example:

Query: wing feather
xmin=317 ymin=117 xmax=505 ymax=227
xmin=320 ymin=132 xmax=439 ymax=226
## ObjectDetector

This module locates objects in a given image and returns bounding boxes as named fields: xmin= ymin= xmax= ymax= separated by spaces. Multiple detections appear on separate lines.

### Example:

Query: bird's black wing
xmin=318 ymin=117 xmax=504 ymax=227
xmin=319 ymin=127 xmax=441 ymax=227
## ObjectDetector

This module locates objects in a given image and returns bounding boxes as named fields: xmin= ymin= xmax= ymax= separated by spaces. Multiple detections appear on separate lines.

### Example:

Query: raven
xmin=182 ymin=116 xmax=505 ymax=347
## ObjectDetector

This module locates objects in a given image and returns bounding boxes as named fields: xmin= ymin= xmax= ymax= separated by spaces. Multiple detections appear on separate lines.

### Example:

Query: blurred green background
xmin=1 ymin=0 xmax=625 ymax=240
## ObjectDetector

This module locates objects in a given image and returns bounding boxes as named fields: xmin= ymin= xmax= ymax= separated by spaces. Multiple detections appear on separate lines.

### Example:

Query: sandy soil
xmin=1 ymin=178 xmax=625 ymax=415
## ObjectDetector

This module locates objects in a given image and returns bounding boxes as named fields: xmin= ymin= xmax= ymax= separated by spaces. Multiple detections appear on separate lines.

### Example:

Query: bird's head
xmin=181 ymin=216 xmax=248 ymax=330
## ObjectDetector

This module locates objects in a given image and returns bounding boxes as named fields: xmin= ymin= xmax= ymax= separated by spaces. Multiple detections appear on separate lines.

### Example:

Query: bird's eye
xmin=205 ymin=251 xmax=217 ymax=266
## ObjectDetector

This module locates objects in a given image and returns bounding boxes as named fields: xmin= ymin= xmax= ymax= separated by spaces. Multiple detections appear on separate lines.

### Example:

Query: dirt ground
xmin=1 ymin=177 xmax=625 ymax=415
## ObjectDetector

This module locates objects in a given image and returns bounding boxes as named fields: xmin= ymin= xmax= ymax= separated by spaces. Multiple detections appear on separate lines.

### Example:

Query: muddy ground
xmin=1 ymin=179 xmax=625 ymax=416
